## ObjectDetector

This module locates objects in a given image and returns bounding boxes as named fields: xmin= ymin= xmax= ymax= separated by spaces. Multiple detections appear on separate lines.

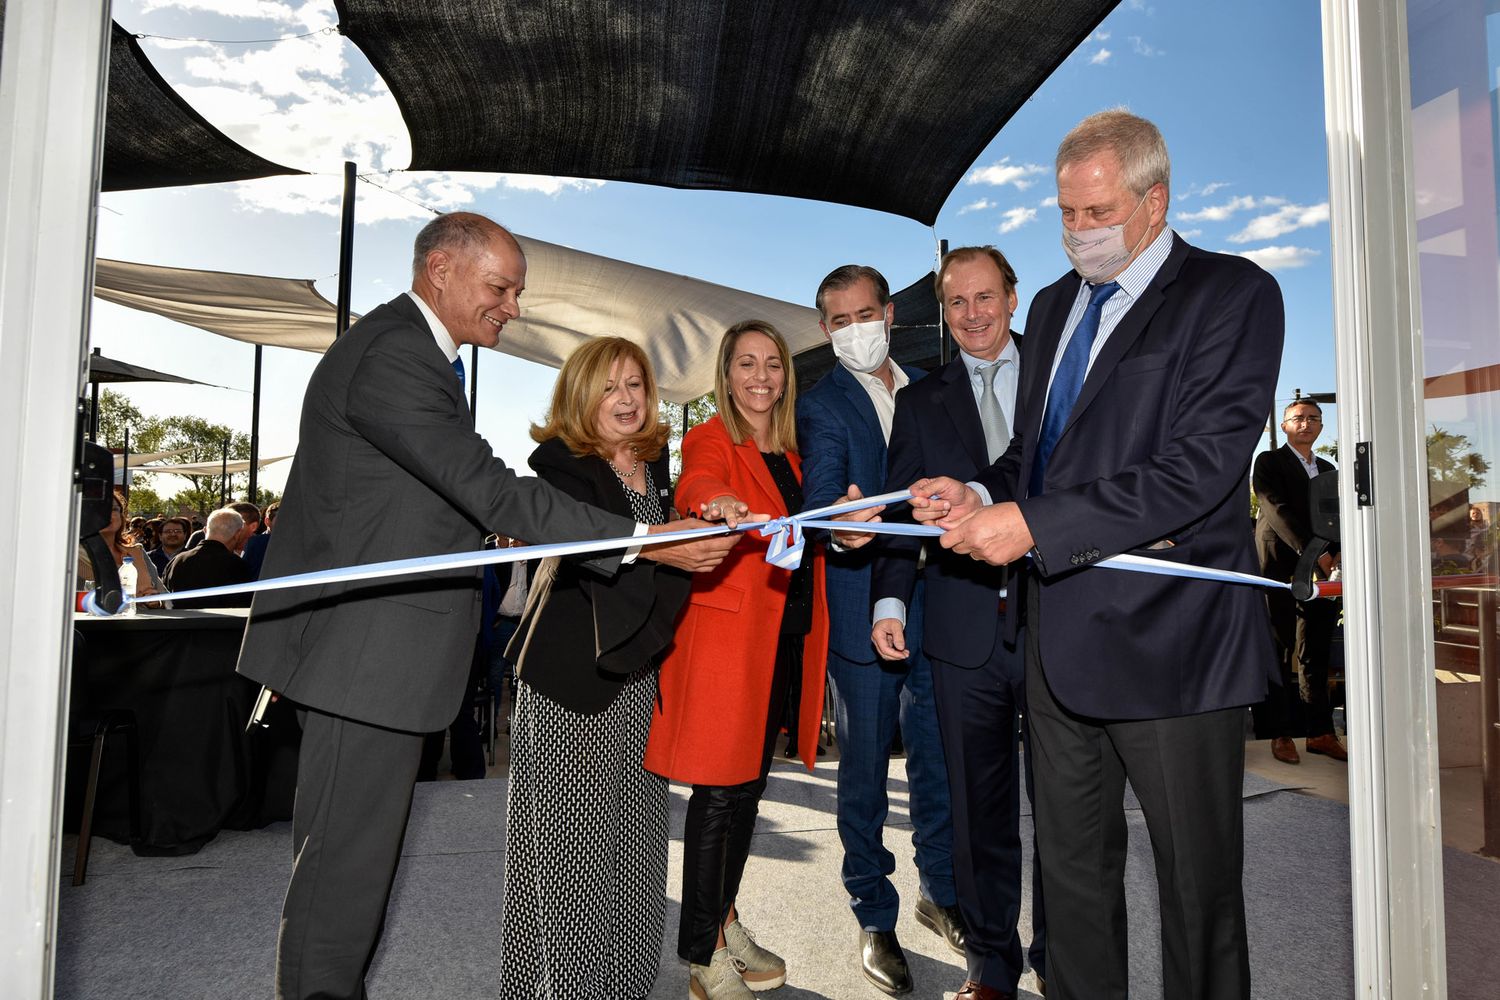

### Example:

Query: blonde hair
xmin=531 ymin=337 xmax=668 ymax=461
xmin=713 ymin=320 xmax=799 ymax=454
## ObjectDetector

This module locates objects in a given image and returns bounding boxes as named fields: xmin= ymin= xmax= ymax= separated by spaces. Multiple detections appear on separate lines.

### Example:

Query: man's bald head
xmin=411 ymin=212 xmax=518 ymax=280
xmin=410 ymin=212 xmax=527 ymax=349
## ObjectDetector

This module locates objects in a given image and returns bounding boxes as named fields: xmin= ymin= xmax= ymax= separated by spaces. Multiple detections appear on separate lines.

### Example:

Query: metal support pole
xmin=89 ymin=376 xmax=99 ymax=442
xmin=937 ymin=238 xmax=951 ymax=365
xmin=1481 ymin=586 xmax=1500 ymax=857
xmin=469 ymin=344 xmax=479 ymax=412
xmin=121 ymin=425 xmax=130 ymax=497
xmin=220 ymin=436 xmax=229 ymax=507
xmin=335 ymin=161 xmax=356 ymax=337
xmin=249 ymin=344 xmax=262 ymax=505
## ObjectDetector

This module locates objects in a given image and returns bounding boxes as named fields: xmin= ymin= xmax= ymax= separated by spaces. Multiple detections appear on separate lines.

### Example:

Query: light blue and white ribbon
xmin=91 ymin=488 xmax=1308 ymax=616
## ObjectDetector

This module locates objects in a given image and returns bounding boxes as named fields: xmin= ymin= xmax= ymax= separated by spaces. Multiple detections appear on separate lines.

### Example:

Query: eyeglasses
xmin=1285 ymin=416 xmax=1322 ymax=425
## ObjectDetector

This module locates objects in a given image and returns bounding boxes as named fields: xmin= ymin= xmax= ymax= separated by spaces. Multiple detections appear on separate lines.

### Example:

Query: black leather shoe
xmin=913 ymin=896 xmax=967 ymax=955
xmin=859 ymin=930 xmax=912 ymax=996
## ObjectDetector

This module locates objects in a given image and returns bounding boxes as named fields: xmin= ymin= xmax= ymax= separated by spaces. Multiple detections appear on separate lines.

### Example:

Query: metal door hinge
xmin=1353 ymin=441 xmax=1373 ymax=507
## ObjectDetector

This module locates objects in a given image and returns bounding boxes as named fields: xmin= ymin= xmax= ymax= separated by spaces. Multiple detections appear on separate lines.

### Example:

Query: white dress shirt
xmin=846 ymin=360 xmax=911 ymax=443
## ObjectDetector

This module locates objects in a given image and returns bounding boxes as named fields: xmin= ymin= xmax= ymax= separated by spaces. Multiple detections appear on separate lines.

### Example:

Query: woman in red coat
xmin=645 ymin=320 xmax=830 ymax=999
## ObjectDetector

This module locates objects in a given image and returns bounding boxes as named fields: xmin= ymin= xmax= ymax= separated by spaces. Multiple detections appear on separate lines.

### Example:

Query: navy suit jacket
xmin=975 ymin=234 xmax=1281 ymax=719
xmin=872 ymin=339 xmax=1022 ymax=668
xmin=797 ymin=360 xmax=925 ymax=663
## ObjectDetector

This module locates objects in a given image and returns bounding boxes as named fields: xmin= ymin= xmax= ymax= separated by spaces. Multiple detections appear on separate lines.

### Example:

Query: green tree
xmin=1427 ymin=427 xmax=1488 ymax=490
xmin=95 ymin=388 xmax=164 ymax=453
xmin=123 ymin=482 xmax=169 ymax=517
xmin=147 ymin=416 xmax=253 ymax=516
xmin=660 ymin=393 xmax=718 ymax=481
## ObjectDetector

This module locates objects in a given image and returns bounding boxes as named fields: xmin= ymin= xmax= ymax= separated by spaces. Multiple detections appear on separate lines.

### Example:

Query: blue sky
xmin=97 ymin=0 xmax=1337 ymax=495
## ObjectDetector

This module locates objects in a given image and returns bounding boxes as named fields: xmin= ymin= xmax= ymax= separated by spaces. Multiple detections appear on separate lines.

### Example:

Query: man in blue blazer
xmin=872 ymin=246 xmax=1044 ymax=1000
xmin=913 ymin=112 xmax=1282 ymax=1000
xmin=796 ymin=264 xmax=957 ymax=997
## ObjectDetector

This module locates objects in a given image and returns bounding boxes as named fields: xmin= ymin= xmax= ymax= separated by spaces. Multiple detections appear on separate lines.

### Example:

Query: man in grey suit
xmin=237 ymin=212 xmax=737 ymax=1000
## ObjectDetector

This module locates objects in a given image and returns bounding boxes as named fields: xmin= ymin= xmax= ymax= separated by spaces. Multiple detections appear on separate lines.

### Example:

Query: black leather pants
xmin=677 ymin=633 xmax=798 ymax=965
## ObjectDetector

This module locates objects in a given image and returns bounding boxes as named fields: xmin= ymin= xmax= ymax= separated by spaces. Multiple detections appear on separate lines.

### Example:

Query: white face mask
xmin=828 ymin=318 xmax=890 ymax=374
xmin=1061 ymin=192 xmax=1150 ymax=282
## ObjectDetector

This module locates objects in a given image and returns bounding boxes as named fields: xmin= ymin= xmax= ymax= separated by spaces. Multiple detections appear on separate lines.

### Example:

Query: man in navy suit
xmin=913 ymin=111 xmax=1282 ymax=1000
xmin=872 ymin=246 xmax=1044 ymax=1000
xmin=796 ymin=264 xmax=958 ymax=997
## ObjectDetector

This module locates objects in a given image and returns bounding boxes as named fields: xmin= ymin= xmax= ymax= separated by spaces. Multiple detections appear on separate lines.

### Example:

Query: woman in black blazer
xmin=498 ymin=337 xmax=692 ymax=1000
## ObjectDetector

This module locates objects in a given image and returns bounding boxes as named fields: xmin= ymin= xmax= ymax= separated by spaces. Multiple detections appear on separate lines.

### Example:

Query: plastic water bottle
xmin=118 ymin=556 xmax=139 ymax=617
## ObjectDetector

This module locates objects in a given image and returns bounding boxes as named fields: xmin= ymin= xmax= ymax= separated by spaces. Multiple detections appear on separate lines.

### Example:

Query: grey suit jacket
xmin=236 ymin=294 xmax=636 ymax=732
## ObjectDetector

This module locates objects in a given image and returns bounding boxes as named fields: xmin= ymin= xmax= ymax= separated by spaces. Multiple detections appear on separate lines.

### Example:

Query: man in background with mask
xmin=797 ymin=264 xmax=959 ymax=997
xmin=910 ymin=111 xmax=1282 ymax=999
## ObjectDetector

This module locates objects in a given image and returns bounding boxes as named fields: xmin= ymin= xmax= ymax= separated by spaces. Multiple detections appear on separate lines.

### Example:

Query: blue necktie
xmin=1029 ymin=281 xmax=1120 ymax=496
xmin=452 ymin=356 xmax=465 ymax=392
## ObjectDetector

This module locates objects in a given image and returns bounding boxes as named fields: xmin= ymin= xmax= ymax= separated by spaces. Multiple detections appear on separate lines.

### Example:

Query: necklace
xmin=607 ymin=448 xmax=640 ymax=482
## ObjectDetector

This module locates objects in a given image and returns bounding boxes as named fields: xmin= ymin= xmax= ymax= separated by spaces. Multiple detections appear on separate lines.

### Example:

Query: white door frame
xmin=0 ymin=0 xmax=1458 ymax=997
xmin=0 ymin=0 xmax=111 ymax=996
xmin=1322 ymin=1 xmax=1448 ymax=996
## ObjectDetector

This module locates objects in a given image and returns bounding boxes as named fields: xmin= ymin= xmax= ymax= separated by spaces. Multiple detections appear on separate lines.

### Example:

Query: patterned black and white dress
xmin=499 ymin=466 xmax=670 ymax=1000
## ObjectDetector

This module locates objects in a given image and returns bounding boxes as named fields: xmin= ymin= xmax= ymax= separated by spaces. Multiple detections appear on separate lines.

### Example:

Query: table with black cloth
xmin=66 ymin=609 xmax=300 ymax=855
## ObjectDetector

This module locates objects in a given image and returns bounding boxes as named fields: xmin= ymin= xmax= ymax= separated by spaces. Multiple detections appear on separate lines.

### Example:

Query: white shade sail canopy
xmin=94 ymin=258 xmax=348 ymax=352
xmin=94 ymin=235 xmax=823 ymax=403
xmin=136 ymin=455 xmax=293 ymax=477
xmin=122 ymin=448 xmax=194 ymax=467
xmin=508 ymin=235 xmax=822 ymax=403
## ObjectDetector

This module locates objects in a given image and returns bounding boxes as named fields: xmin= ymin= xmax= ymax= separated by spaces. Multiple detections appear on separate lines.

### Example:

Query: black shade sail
xmin=336 ymin=0 xmax=1117 ymax=224
xmin=87 ymin=347 xmax=208 ymax=386
xmin=102 ymin=23 xmax=301 ymax=192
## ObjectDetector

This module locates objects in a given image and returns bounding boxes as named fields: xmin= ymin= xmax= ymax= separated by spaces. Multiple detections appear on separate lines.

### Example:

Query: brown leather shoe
xmin=954 ymin=981 xmax=1016 ymax=1000
xmin=1306 ymin=733 xmax=1348 ymax=761
xmin=1271 ymin=737 xmax=1300 ymax=764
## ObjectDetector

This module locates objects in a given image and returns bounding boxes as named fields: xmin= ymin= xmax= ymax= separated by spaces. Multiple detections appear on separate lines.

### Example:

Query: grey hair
xmin=205 ymin=508 xmax=245 ymax=543
xmin=411 ymin=212 xmax=500 ymax=280
xmin=1056 ymin=109 xmax=1171 ymax=199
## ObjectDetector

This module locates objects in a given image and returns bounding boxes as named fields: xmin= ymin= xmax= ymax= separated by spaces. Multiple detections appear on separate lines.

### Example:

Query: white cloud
xmin=1175 ymin=195 xmax=1259 ymax=223
xmin=1040 ymin=196 xmax=1058 ymax=207
xmin=1227 ymin=246 xmax=1321 ymax=271
xmin=1227 ymin=201 xmax=1330 ymax=243
xmin=958 ymin=199 xmax=995 ymax=215
xmin=1177 ymin=228 xmax=1203 ymax=238
xmin=1129 ymin=36 xmax=1163 ymax=57
xmin=1180 ymin=180 xmax=1231 ymax=200
xmin=998 ymin=207 xmax=1038 ymax=234
xmin=492 ymin=174 xmax=607 ymax=196
xmin=965 ymin=157 xmax=1047 ymax=190
xmin=140 ymin=0 xmax=300 ymax=20
xmin=1084 ymin=31 xmax=1111 ymax=43
xmin=1089 ymin=48 xmax=1113 ymax=66
xmin=1127 ymin=0 xmax=1155 ymax=12
xmin=152 ymin=22 xmax=604 ymax=220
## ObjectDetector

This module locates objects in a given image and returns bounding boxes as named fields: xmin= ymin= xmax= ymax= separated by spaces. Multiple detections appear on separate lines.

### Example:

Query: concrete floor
xmin=1243 ymin=736 xmax=1493 ymax=858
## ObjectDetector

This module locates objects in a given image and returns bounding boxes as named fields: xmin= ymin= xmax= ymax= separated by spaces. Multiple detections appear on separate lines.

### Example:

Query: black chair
xmin=472 ymin=671 xmax=496 ymax=767
xmin=68 ymin=630 xmax=142 ymax=885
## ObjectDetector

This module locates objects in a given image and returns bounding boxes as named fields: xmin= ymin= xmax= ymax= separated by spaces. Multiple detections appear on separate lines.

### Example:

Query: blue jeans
xmin=826 ymin=592 xmax=955 ymax=930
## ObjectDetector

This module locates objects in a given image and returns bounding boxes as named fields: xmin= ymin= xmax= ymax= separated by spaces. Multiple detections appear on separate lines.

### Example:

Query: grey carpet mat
xmin=55 ymin=759 xmax=1497 ymax=999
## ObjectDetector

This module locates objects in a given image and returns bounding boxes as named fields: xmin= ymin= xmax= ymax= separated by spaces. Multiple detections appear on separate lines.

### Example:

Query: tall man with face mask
xmin=797 ymin=265 xmax=960 ymax=997
xmin=911 ymin=111 xmax=1283 ymax=999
